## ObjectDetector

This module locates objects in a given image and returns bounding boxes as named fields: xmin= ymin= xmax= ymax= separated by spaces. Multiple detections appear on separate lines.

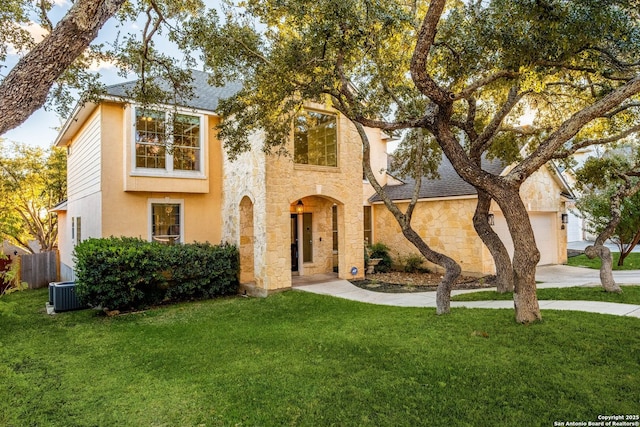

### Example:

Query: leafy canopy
xmin=0 ymin=140 xmax=66 ymax=252
xmin=177 ymin=0 xmax=640 ymax=167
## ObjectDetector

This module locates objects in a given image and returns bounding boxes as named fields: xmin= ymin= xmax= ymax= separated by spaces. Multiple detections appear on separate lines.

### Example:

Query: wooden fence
xmin=20 ymin=251 xmax=58 ymax=289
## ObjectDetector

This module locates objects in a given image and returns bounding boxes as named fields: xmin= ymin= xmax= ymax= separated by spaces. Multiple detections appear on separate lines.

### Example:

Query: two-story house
xmin=53 ymin=70 xmax=387 ymax=295
xmin=53 ymin=70 xmax=570 ymax=293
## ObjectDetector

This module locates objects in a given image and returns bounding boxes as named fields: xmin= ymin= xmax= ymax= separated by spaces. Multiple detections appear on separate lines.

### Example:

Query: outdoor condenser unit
xmin=49 ymin=281 xmax=83 ymax=312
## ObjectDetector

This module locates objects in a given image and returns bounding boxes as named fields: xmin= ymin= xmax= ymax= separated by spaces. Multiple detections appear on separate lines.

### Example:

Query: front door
xmin=291 ymin=214 xmax=298 ymax=271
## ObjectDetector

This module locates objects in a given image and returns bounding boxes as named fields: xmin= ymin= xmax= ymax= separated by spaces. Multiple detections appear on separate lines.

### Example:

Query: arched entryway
xmin=239 ymin=196 xmax=255 ymax=284
xmin=289 ymin=196 xmax=342 ymax=278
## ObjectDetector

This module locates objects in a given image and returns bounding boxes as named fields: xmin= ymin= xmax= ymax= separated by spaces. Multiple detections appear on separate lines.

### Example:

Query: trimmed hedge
xmin=73 ymin=237 xmax=239 ymax=310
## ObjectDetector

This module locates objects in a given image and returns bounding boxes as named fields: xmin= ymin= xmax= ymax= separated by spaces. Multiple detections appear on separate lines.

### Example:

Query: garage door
xmin=493 ymin=212 xmax=558 ymax=265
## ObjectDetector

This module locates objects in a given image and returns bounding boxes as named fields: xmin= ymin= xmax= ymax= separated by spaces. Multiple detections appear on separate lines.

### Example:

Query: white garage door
xmin=566 ymin=211 xmax=583 ymax=242
xmin=493 ymin=212 xmax=558 ymax=266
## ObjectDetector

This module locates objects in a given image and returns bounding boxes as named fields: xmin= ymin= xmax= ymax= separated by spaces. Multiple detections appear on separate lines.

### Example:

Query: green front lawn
xmin=451 ymin=285 xmax=640 ymax=304
xmin=1 ymin=288 xmax=639 ymax=426
xmin=567 ymin=252 xmax=640 ymax=270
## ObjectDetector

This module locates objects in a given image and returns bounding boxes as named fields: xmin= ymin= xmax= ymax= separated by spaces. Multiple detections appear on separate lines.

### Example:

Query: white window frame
xmin=131 ymin=106 xmax=206 ymax=178
xmin=148 ymin=198 xmax=185 ymax=244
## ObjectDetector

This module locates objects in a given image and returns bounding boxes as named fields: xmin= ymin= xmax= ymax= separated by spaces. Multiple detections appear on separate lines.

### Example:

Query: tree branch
xmin=454 ymin=71 xmax=519 ymax=101
xmin=470 ymin=86 xmax=525 ymax=161
xmin=508 ymin=75 xmax=640 ymax=183
xmin=0 ymin=0 xmax=126 ymax=135
xmin=551 ymin=124 xmax=640 ymax=160
xmin=410 ymin=0 xmax=452 ymax=106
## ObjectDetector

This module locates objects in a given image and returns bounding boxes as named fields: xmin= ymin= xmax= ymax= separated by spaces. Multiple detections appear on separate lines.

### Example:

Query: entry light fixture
xmin=296 ymin=200 xmax=304 ymax=214
xmin=487 ymin=213 xmax=495 ymax=226
xmin=561 ymin=213 xmax=569 ymax=225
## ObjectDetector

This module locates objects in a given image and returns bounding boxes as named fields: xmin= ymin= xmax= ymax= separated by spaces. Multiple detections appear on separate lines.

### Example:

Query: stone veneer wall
xmin=222 ymin=131 xmax=268 ymax=291
xmin=372 ymin=197 xmax=492 ymax=276
xmin=223 ymin=106 xmax=370 ymax=293
xmin=263 ymin=108 xmax=366 ymax=286
xmin=373 ymin=165 xmax=569 ymax=276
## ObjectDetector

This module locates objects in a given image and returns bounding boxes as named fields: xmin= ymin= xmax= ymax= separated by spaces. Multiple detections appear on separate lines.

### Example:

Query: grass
xmin=1 ymin=288 xmax=639 ymax=427
xmin=567 ymin=252 xmax=640 ymax=270
xmin=451 ymin=285 xmax=640 ymax=304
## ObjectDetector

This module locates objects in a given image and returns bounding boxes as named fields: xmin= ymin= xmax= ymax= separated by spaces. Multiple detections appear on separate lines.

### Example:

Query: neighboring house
xmin=2 ymin=240 xmax=28 ymax=257
xmin=562 ymin=146 xmax=600 ymax=242
xmin=366 ymin=156 xmax=573 ymax=276
xmin=54 ymin=70 xmax=571 ymax=291
xmin=54 ymin=70 xmax=385 ymax=295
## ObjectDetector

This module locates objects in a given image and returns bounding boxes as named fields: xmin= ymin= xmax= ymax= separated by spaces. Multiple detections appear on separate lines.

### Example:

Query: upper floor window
xmin=134 ymin=108 xmax=203 ymax=174
xmin=294 ymin=110 xmax=337 ymax=167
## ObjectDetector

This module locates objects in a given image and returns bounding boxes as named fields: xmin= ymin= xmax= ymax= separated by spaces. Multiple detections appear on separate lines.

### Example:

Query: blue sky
xmin=2 ymin=0 xmax=222 ymax=149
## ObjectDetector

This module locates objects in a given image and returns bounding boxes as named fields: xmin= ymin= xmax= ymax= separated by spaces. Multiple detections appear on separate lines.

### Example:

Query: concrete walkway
xmin=293 ymin=266 xmax=640 ymax=318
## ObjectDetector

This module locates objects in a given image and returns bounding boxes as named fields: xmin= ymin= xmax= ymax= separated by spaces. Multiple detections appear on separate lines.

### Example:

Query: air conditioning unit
xmin=49 ymin=281 xmax=84 ymax=312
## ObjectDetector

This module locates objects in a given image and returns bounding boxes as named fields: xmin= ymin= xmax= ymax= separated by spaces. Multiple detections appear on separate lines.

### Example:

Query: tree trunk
xmin=432 ymin=121 xmax=541 ymax=323
xmin=0 ymin=0 xmax=125 ymax=135
xmin=492 ymin=189 xmax=541 ymax=323
xmin=473 ymin=190 xmax=514 ymax=292
xmin=618 ymin=229 xmax=640 ymax=266
xmin=584 ymin=245 xmax=621 ymax=293
xmin=402 ymin=227 xmax=461 ymax=314
xmin=354 ymin=119 xmax=460 ymax=314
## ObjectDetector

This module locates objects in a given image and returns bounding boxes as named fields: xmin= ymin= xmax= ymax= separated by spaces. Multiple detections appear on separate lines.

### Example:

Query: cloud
xmin=21 ymin=22 xmax=49 ymax=41
xmin=88 ymin=57 xmax=118 ymax=72
xmin=6 ymin=22 xmax=49 ymax=55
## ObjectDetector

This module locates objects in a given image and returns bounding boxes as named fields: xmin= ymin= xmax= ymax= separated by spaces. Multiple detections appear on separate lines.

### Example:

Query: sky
xmin=2 ymin=0 xmax=223 ymax=149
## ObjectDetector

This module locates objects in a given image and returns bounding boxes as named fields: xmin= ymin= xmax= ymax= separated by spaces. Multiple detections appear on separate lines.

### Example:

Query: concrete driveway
xmin=535 ymin=264 xmax=640 ymax=288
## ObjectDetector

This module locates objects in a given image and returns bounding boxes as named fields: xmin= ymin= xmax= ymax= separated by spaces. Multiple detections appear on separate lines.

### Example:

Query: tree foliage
xmin=0 ymin=0 xmax=210 ymax=135
xmin=0 ymin=140 xmax=66 ymax=253
xmin=575 ymin=147 xmax=640 ymax=266
xmin=183 ymin=0 xmax=640 ymax=322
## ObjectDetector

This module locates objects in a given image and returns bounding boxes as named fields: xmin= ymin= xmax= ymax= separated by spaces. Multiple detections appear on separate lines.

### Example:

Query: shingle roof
xmin=369 ymin=155 xmax=506 ymax=202
xmin=104 ymin=69 xmax=242 ymax=112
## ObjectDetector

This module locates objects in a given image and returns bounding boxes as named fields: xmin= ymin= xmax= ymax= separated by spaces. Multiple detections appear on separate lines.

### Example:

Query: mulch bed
xmin=350 ymin=271 xmax=497 ymax=293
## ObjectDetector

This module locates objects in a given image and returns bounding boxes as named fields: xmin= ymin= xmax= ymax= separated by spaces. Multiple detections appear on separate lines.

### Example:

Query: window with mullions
xmin=134 ymin=108 xmax=202 ymax=172
xmin=151 ymin=203 xmax=181 ymax=244
xmin=294 ymin=110 xmax=337 ymax=167
xmin=173 ymin=114 xmax=201 ymax=171
xmin=135 ymin=109 xmax=167 ymax=169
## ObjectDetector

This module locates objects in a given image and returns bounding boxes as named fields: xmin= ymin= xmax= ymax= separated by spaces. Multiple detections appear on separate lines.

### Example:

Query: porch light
xmin=487 ymin=213 xmax=495 ymax=226
xmin=296 ymin=200 xmax=304 ymax=214
xmin=561 ymin=213 xmax=569 ymax=225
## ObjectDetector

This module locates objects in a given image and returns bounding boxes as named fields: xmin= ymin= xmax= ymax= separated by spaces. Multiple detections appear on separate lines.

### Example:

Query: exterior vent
xmin=49 ymin=281 xmax=84 ymax=312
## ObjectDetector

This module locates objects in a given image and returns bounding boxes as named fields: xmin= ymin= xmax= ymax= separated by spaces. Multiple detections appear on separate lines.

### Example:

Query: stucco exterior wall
xmin=58 ymin=102 xmax=225 ymax=278
xmin=100 ymin=104 xmax=224 ymax=243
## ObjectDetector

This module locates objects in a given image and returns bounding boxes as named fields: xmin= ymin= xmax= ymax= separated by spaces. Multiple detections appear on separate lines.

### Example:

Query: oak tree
xmin=188 ymin=0 xmax=640 ymax=323
xmin=0 ymin=141 xmax=66 ymax=253
xmin=574 ymin=148 xmax=640 ymax=291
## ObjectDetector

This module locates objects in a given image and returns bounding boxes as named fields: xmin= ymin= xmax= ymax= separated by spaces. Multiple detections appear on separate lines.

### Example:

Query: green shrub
xmin=74 ymin=237 xmax=239 ymax=311
xmin=368 ymin=242 xmax=392 ymax=273
xmin=401 ymin=253 xmax=427 ymax=273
